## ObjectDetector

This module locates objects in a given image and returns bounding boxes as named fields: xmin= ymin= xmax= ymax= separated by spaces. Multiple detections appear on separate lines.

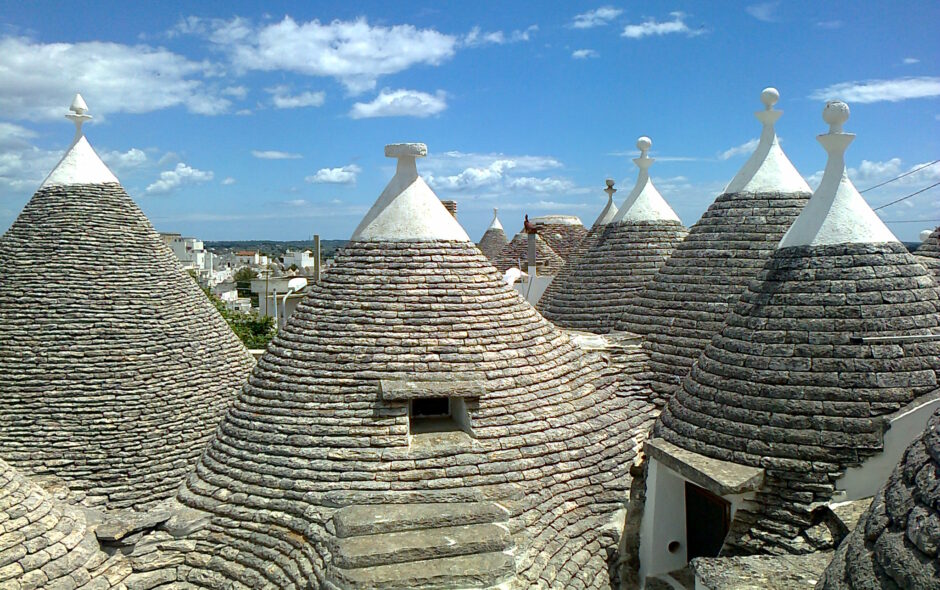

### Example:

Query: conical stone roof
xmin=817 ymin=407 xmax=940 ymax=589
xmin=0 ymin=457 xmax=131 ymax=588
xmin=477 ymin=207 xmax=509 ymax=261
xmin=915 ymin=226 xmax=940 ymax=280
xmin=493 ymin=230 xmax=566 ymax=273
xmin=617 ymin=89 xmax=812 ymax=403
xmin=654 ymin=102 xmax=940 ymax=555
xmin=0 ymin=96 xmax=255 ymax=510
xmin=538 ymin=138 xmax=688 ymax=333
xmin=529 ymin=215 xmax=588 ymax=262
xmin=175 ymin=143 xmax=654 ymax=589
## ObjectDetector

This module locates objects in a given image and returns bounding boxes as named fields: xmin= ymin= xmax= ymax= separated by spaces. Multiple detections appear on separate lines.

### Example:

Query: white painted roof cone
xmin=488 ymin=207 xmax=504 ymax=231
xmin=724 ymin=88 xmax=811 ymax=195
xmin=351 ymin=143 xmax=471 ymax=242
xmin=779 ymin=101 xmax=897 ymax=247
xmin=612 ymin=136 xmax=681 ymax=223
xmin=41 ymin=94 xmax=118 ymax=188
xmin=592 ymin=179 xmax=619 ymax=226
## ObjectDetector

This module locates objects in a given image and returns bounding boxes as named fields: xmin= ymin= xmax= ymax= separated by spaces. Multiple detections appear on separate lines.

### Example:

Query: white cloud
xmin=349 ymin=88 xmax=447 ymax=119
xmin=572 ymin=49 xmax=599 ymax=59
xmin=305 ymin=164 xmax=361 ymax=184
xmin=100 ymin=148 xmax=148 ymax=174
xmin=903 ymin=57 xmax=920 ymax=65
xmin=0 ymin=122 xmax=37 ymax=145
xmin=267 ymin=85 xmax=326 ymax=108
xmin=815 ymin=20 xmax=843 ymax=29
xmin=0 ymin=36 xmax=230 ymax=121
xmin=810 ymin=77 xmax=940 ymax=103
xmin=572 ymin=6 xmax=623 ymax=28
xmin=462 ymin=25 xmax=538 ymax=47
xmin=746 ymin=2 xmax=779 ymax=22
xmin=507 ymin=176 xmax=576 ymax=193
xmin=222 ymin=85 xmax=248 ymax=98
xmin=183 ymin=16 xmax=457 ymax=94
xmin=251 ymin=150 xmax=302 ymax=160
xmin=146 ymin=162 xmax=213 ymax=194
xmin=622 ymin=12 xmax=699 ymax=39
xmin=221 ymin=177 xmax=236 ymax=185
xmin=718 ymin=138 xmax=759 ymax=160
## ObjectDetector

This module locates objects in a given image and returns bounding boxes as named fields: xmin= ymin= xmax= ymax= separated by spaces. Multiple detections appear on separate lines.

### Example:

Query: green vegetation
xmin=233 ymin=267 xmax=259 ymax=282
xmin=202 ymin=286 xmax=276 ymax=349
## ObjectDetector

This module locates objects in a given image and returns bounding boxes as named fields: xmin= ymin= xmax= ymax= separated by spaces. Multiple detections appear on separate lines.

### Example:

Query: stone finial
xmin=385 ymin=143 xmax=427 ymax=158
xmin=66 ymin=93 xmax=92 ymax=136
xmin=493 ymin=207 xmax=499 ymax=217
xmin=760 ymin=87 xmax=780 ymax=110
xmin=604 ymin=178 xmax=617 ymax=197
xmin=634 ymin=137 xmax=654 ymax=171
xmin=823 ymin=101 xmax=850 ymax=134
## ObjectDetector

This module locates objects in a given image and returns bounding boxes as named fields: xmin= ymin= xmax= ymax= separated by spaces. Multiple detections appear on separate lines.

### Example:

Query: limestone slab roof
xmin=654 ymin=240 xmax=940 ymax=555
xmin=529 ymin=216 xmax=588 ymax=262
xmin=478 ymin=208 xmax=509 ymax=261
xmin=617 ymin=90 xmax=812 ymax=404
xmin=915 ymin=226 xmax=940 ymax=282
xmin=0 ymin=98 xmax=255 ymax=510
xmin=171 ymin=143 xmax=657 ymax=589
xmin=493 ymin=231 xmax=566 ymax=273
xmin=818 ymin=408 xmax=940 ymax=589
xmin=0 ymin=458 xmax=131 ymax=588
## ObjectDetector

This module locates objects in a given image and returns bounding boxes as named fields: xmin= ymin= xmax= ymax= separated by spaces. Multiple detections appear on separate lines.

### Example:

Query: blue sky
xmin=1 ymin=1 xmax=938 ymax=241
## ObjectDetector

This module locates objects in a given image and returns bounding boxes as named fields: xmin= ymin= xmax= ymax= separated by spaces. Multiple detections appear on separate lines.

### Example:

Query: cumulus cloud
xmin=267 ymin=85 xmax=326 ymax=108
xmin=622 ymin=12 xmax=700 ymax=39
xmin=507 ymin=176 xmax=576 ymax=193
xmin=571 ymin=6 xmax=623 ymax=28
xmin=461 ymin=25 xmax=538 ymax=47
xmin=746 ymin=2 xmax=779 ymax=22
xmin=349 ymin=88 xmax=447 ymax=119
xmin=221 ymin=177 xmax=236 ymax=185
xmin=179 ymin=16 xmax=457 ymax=94
xmin=0 ymin=36 xmax=231 ymax=121
xmin=100 ymin=148 xmax=148 ymax=173
xmin=251 ymin=150 xmax=302 ymax=160
xmin=903 ymin=57 xmax=920 ymax=65
xmin=572 ymin=49 xmax=599 ymax=59
xmin=810 ymin=77 xmax=940 ymax=103
xmin=718 ymin=138 xmax=760 ymax=160
xmin=305 ymin=164 xmax=361 ymax=184
xmin=146 ymin=162 xmax=213 ymax=194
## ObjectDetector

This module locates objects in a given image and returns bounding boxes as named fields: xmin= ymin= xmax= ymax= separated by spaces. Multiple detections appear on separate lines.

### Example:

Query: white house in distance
xmin=236 ymin=250 xmax=269 ymax=266
xmin=250 ymin=276 xmax=310 ymax=327
xmin=282 ymin=249 xmax=314 ymax=270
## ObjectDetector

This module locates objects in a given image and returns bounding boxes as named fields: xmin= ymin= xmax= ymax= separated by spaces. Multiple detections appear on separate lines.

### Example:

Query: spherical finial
xmin=823 ymin=101 xmax=850 ymax=133
xmin=605 ymin=178 xmax=615 ymax=189
xmin=760 ymin=87 xmax=779 ymax=109
xmin=636 ymin=136 xmax=652 ymax=152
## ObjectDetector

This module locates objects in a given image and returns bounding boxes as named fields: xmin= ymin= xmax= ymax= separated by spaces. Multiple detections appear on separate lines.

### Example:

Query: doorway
xmin=684 ymin=482 xmax=731 ymax=560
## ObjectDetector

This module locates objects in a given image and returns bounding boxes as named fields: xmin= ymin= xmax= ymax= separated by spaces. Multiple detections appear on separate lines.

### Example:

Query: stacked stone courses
xmin=477 ymin=225 xmax=508 ymax=261
xmin=0 ymin=458 xmax=131 ymax=589
xmin=493 ymin=232 xmax=565 ymax=274
xmin=0 ymin=182 xmax=255 ymax=510
xmin=818 ymin=408 xmax=940 ymax=589
xmin=174 ymin=236 xmax=656 ymax=589
xmin=655 ymin=241 xmax=940 ymax=555
xmin=530 ymin=217 xmax=588 ymax=262
xmin=616 ymin=189 xmax=810 ymax=402
xmin=539 ymin=219 xmax=688 ymax=333
xmin=915 ymin=226 xmax=940 ymax=280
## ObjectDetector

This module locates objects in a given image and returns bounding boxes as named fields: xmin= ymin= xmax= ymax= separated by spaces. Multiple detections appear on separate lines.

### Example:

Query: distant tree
xmin=200 ymin=286 xmax=276 ymax=349
xmin=289 ymin=263 xmax=298 ymax=271
xmin=234 ymin=267 xmax=258 ymax=282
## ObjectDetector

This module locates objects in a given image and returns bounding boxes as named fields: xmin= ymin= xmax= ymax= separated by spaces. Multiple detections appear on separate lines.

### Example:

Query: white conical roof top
xmin=592 ymin=179 xmax=619 ymax=226
xmin=487 ymin=207 xmax=504 ymax=231
xmin=724 ymin=88 xmax=811 ymax=195
xmin=611 ymin=137 xmax=681 ymax=223
xmin=42 ymin=94 xmax=118 ymax=187
xmin=351 ymin=143 xmax=471 ymax=242
xmin=780 ymin=101 xmax=898 ymax=248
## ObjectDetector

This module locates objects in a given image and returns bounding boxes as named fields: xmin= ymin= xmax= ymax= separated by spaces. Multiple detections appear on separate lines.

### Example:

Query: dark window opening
xmin=685 ymin=482 xmax=731 ymax=561
xmin=409 ymin=397 xmax=473 ymax=436
xmin=411 ymin=397 xmax=450 ymax=419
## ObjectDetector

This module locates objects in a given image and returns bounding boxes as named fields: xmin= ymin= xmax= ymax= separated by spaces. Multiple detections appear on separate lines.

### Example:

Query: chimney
xmin=440 ymin=199 xmax=458 ymax=219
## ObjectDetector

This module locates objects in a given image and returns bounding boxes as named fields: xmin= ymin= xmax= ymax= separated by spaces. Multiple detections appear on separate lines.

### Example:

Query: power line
xmin=859 ymin=159 xmax=940 ymax=193
xmin=882 ymin=219 xmax=940 ymax=224
xmin=872 ymin=181 xmax=940 ymax=211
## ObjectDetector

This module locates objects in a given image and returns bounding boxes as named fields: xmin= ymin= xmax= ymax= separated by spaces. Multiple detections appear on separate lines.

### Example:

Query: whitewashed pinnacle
xmin=779 ymin=101 xmax=897 ymax=248
xmin=488 ymin=207 xmax=504 ymax=231
xmin=41 ymin=94 xmax=118 ymax=188
xmin=611 ymin=136 xmax=681 ymax=223
xmin=592 ymin=179 xmax=619 ymax=226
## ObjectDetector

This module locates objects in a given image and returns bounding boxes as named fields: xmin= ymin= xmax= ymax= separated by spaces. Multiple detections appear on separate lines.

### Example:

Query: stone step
xmin=323 ymin=483 xmax=523 ymax=508
xmin=334 ymin=502 xmax=511 ymax=538
xmin=330 ymin=550 xmax=516 ymax=590
xmin=331 ymin=522 xmax=512 ymax=569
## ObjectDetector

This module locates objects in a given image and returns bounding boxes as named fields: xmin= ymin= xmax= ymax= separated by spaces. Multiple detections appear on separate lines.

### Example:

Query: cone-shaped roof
xmin=915 ymin=226 xmax=940 ymax=280
xmin=175 ymin=143 xmax=653 ymax=588
xmin=591 ymin=179 xmax=620 ymax=227
xmin=0 ymin=96 xmax=255 ymax=510
xmin=493 ymin=231 xmax=565 ymax=273
xmin=0 ymin=458 xmax=130 ymax=587
xmin=529 ymin=215 xmax=588 ymax=261
xmin=818 ymin=408 xmax=940 ymax=589
xmin=539 ymin=139 xmax=688 ymax=333
xmin=653 ymin=103 xmax=940 ymax=555
xmin=617 ymin=88 xmax=813 ymax=403
xmin=477 ymin=207 xmax=509 ymax=260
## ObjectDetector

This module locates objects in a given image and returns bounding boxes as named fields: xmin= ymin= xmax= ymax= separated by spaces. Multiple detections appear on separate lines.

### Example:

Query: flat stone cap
xmin=646 ymin=437 xmax=764 ymax=495
xmin=385 ymin=143 xmax=427 ymax=158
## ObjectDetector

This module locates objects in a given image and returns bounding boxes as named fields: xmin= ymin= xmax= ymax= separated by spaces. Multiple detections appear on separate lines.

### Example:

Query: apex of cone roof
xmin=42 ymin=93 xmax=118 ymax=188
xmin=723 ymin=87 xmax=811 ymax=195
xmin=592 ymin=179 xmax=619 ymax=226
xmin=351 ymin=142 xmax=471 ymax=242
xmin=612 ymin=136 xmax=681 ymax=223
xmin=487 ymin=207 xmax=504 ymax=231
xmin=780 ymin=101 xmax=898 ymax=248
